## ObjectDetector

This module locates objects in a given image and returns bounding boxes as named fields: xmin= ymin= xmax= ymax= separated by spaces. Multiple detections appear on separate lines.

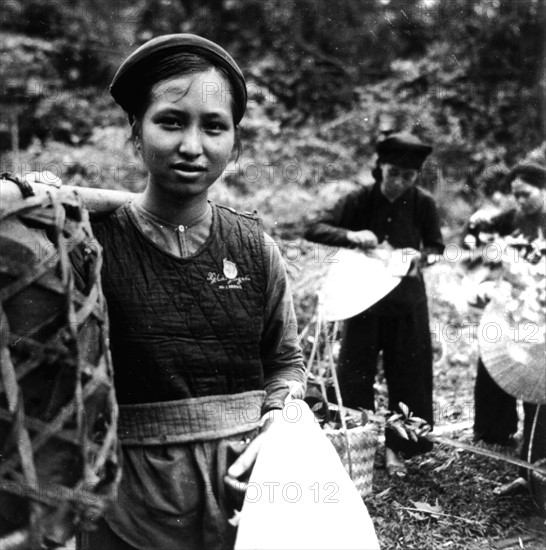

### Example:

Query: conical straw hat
xmin=479 ymin=299 xmax=546 ymax=404
xmin=319 ymin=247 xmax=410 ymax=321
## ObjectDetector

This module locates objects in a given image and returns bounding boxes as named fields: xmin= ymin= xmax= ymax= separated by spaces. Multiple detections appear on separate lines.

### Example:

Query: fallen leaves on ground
xmin=366 ymin=436 xmax=545 ymax=550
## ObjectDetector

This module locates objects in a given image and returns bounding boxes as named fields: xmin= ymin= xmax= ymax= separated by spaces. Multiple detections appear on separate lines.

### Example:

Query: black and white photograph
xmin=1 ymin=1 xmax=545 ymax=548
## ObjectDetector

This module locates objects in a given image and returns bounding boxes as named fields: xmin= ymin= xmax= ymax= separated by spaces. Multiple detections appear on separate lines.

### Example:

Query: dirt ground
xmin=361 ymin=259 xmax=546 ymax=549
xmin=293 ymin=249 xmax=545 ymax=549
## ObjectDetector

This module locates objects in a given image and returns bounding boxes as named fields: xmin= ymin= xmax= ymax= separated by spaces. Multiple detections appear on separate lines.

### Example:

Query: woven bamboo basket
xmin=0 ymin=175 xmax=119 ymax=550
xmin=325 ymin=425 xmax=377 ymax=498
xmin=304 ymin=306 xmax=379 ymax=499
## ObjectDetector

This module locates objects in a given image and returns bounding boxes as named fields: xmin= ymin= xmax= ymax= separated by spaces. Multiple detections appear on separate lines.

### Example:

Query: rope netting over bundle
xmin=0 ymin=176 xmax=119 ymax=550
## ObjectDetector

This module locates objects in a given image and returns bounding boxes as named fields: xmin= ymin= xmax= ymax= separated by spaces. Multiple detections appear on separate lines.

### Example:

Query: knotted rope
xmin=0 ymin=176 xmax=119 ymax=549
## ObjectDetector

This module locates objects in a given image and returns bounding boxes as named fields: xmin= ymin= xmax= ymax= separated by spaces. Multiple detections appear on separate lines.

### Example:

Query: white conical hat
xmin=318 ymin=246 xmax=410 ymax=321
xmin=479 ymin=299 xmax=546 ymax=404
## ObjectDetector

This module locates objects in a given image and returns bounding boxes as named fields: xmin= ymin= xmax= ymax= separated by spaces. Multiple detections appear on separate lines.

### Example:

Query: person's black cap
xmin=376 ymin=132 xmax=433 ymax=170
xmin=506 ymin=161 xmax=546 ymax=189
xmin=110 ymin=34 xmax=247 ymax=124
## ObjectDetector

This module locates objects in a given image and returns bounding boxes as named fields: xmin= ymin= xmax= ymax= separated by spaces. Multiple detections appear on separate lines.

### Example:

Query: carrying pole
xmin=432 ymin=435 xmax=546 ymax=476
xmin=0 ymin=179 xmax=137 ymax=217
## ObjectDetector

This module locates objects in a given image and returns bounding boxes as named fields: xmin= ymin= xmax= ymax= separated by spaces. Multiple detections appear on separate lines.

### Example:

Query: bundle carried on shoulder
xmin=0 ymin=175 xmax=119 ymax=550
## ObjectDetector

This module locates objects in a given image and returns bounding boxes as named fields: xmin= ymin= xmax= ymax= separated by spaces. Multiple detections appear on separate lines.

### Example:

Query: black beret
xmin=110 ymin=34 xmax=247 ymax=124
xmin=506 ymin=161 xmax=546 ymax=189
xmin=376 ymin=132 xmax=433 ymax=170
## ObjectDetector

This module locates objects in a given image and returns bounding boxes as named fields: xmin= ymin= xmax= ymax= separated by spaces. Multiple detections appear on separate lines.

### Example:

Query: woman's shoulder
xmin=92 ymin=202 xmax=131 ymax=222
xmin=329 ymin=184 xmax=373 ymax=212
xmin=90 ymin=203 xmax=132 ymax=239
xmin=213 ymin=203 xmax=263 ymax=233
xmin=213 ymin=202 xmax=267 ymax=253
xmin=214 ymin=202 xmax=260 ymax=221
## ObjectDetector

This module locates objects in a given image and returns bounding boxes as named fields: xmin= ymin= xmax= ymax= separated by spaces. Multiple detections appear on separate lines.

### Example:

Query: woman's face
xmin=137 ymin=69 xmax=235 ymax=201
xmin=511 ymin=177 xmax=544 ymax=215
xmin=380 ymin=163 xmax=418 ymax=201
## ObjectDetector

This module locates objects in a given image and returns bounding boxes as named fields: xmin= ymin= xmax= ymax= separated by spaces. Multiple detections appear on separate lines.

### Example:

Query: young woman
xmin=75 ymin=34 xmax=305 ymax=550
xmin=305 ymin=133 xmax=445 ymax=478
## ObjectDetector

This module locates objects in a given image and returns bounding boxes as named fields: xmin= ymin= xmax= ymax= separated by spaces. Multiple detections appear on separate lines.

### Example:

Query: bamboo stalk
xmin=67 ymin=186 xmax=137 ymax=214
xmin=0 ymin=178 xmax=137 ymax=217
xmin=433 ymin=436 xmax=546 ymax=475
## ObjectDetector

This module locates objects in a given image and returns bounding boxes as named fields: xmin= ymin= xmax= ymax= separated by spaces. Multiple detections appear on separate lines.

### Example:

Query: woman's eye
xmin=205 ymin=122 xmax=227 ymax=133
xmin=159 ymin=117 xmax=181 ymax=127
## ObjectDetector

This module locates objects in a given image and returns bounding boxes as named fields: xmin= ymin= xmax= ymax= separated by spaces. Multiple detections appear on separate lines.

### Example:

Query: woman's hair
xmin=371 ymin=160 xmax=383 ymax=184
xmin=506 ymin=162 xmax=546 ymax=189
xmin=111 ymin=34 xmax=247 ymax=125
xmin=371 ymin=160 xmax=422 ymax=187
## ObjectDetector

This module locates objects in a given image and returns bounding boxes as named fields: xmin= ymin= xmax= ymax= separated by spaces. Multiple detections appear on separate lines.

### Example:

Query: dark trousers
xmin=473 ymin=358 xmax=518 ymax=444
xmin=474 ymin=359 xmax=546 ymax=477
xmin=337 ymin=299 xmax=434 ymax=426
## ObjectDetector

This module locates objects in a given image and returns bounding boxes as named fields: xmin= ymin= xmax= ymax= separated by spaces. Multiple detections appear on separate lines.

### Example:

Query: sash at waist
xmin=117 ymin=390 xmax=265 ymax=445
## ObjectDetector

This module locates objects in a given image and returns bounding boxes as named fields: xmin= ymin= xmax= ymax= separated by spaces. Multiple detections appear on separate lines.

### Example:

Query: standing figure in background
xmin=467 ymin=162 xmax=546 ymax=495
xmin=71 ymin=34 xmax=305 ymax=550
xmin=305 ymin=133 xmax=445 ymax=477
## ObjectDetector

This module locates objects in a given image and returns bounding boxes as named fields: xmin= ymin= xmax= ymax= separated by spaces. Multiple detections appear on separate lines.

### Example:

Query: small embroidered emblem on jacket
xmin=223 ymin=258 xmax=238 ymax=279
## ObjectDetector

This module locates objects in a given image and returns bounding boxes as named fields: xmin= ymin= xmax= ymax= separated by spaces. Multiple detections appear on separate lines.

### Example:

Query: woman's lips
xmin=172 ymin=163 xmax=207 ymax=179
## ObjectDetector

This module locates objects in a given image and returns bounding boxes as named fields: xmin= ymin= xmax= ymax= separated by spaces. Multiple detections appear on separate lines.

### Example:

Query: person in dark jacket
xmin=466 ymin=162 xmax=546 ymax=496
xmin=71 ymin=34 xmax=305 ymax=550
xmin=305 ymin=133 xmax=445 ymax=477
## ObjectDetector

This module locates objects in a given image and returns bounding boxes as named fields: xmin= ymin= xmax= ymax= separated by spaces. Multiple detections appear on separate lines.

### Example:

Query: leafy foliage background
xmin=2 ymin=0 xmax=544 ymax=327
xmin=1 ymin=0 xmax=544 ymax=214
